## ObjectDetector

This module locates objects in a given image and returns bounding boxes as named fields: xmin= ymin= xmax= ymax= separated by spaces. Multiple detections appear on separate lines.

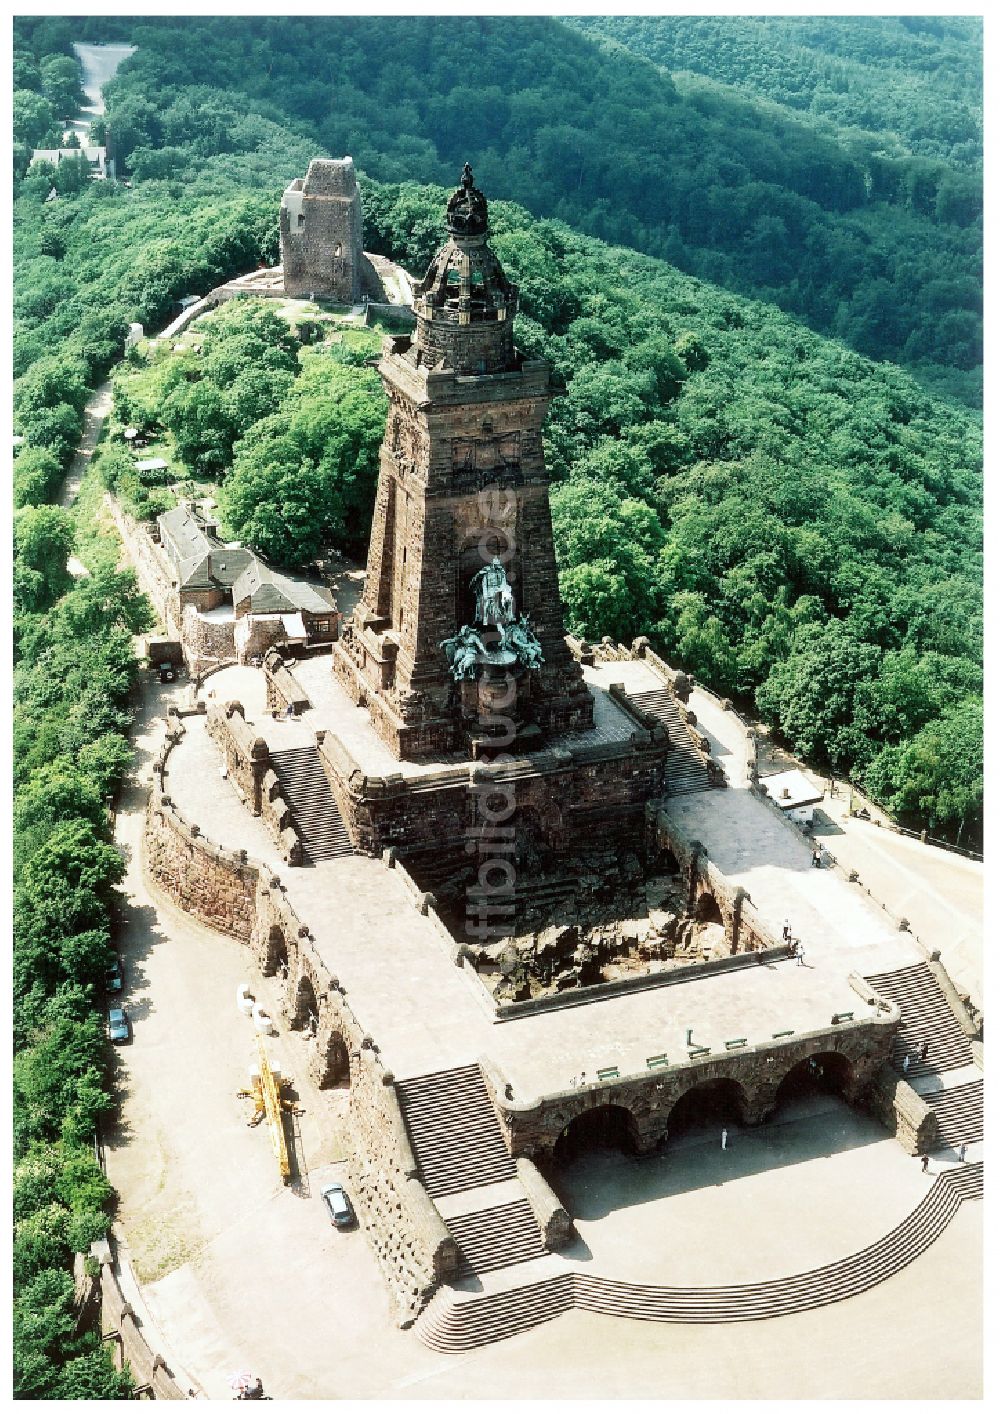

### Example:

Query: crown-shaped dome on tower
xmin=412 ymin=165 xmax=518 ymax=375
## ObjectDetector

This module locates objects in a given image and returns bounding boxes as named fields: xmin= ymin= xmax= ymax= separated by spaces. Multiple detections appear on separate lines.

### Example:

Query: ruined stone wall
xmin=656 ymin=811 xmax=775 ymax=956
xmin=181 ymin=604 xmax=235 ymax=676
xmin=280 ymin=158 xmax=364 ymax=303
xmin=233 ymin=614 xmax=291 ymax=666
xmin=346 ymin=1047 xmax=460 ymax=1325
xmin=104 ymin=495 xmax=180 ymax=637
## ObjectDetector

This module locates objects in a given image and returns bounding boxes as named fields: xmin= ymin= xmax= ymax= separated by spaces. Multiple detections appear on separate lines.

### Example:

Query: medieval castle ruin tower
xmin=280 ymin=156 xmax=382 ymax=303
xmin=332 ymin=166 xmax=595 ymax=758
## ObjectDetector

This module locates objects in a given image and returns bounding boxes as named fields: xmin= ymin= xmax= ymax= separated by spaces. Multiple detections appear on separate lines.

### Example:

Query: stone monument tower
xmin=332 ymin=165 xmax=594 ymax=759
xmin=280 ymin=157 xmax=366 ymax=303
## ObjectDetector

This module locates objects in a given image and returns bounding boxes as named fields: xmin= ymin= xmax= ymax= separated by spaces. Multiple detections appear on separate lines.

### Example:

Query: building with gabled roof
xmin=232 ymin=560 xmax=336 ymax=621
xmin=155 ymin=504 xmax=339 ymax=667
xmin=157 ymin=504 xmax=255 ymax=609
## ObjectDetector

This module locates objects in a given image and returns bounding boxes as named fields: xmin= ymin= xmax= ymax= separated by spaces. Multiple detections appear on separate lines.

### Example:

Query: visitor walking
xmin=921 ymin=1154 xmax=930 ymax=1173
xmin=721 ymin=1127 xmax=728 ymax=1151
xmin=796 ymin=941 xmax=806 ymax=966
xmin=958 ymin=1143 xmax=967 ymax=1163
xmin=920 ymin=1040 xmax=930 ymax=1062
xmin=782 ymin=920 xmax=791 ymax=943
xmin=902 ymin=1054 xmax=910 ymax=1075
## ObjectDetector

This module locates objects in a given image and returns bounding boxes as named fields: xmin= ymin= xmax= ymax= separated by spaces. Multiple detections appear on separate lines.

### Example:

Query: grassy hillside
xmin=17 ymin=13 xmax=981 ymax=405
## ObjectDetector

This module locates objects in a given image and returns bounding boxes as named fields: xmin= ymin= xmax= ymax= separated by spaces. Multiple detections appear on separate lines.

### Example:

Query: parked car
xmin=321 ymin=1181 xmax=356 ymax=1229
xmin=107 ymin=1007 xmax=130 ymax=1044
xmin=158 ymin=663 xmax=176 ymax=683
xmin=106 ymin=959 xmax=123 ymax=993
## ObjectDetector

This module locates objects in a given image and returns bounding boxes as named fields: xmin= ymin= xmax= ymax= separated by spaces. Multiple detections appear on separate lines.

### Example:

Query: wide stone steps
xmin=627 ymin=688 xmax=711 ymax=796
xmin=396 ymin=1064 xmax=517 ymax=1198
xmin=417 ymin=1164 xmax=982 ymax=1351
xmin=445 ymin=1200 xmax=546 ymax=1276
xmin=269 ymin=747 xmax=354 ymax=863
xmin=864 ymin=963 xmax=974 ymax=1077
xmin=924 ymin=1079 xmax=984 ymax=1147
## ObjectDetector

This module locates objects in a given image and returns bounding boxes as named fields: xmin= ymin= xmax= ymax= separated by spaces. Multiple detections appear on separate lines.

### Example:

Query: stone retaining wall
xmin=317 ymin=720 xmax=669 ymax=863
xmin=205 ymin=701 xmax=267 ymax=814
xmin=99 ymin=1244 xmax=187 ymax=1399
xmin=144 ymin=725 xmax=455 ymax=1325
xmin=867 ymin=1064 xmax=939 ymax=1155
xmin=516 ymin=1156 xmax=573 ymax=1249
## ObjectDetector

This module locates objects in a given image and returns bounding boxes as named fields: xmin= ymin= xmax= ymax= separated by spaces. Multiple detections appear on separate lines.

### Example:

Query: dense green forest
xmin=572 ymin=15 xmax=982 ymax=166
xmin=106 ymin=300 xmax=387 ymax=565
xmin=9 ymin=15 xmax=984 ymax=1394
xmin=15 ymin=12 xmax=982 ymax=405
xmin=13 ymin=499 xmax=149 ymax=1396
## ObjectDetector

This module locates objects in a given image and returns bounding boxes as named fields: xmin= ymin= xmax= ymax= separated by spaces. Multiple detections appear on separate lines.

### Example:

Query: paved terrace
xmin=248 ymin=651 xmax=650 ymax=779
xmin=684 ymin=681 xmax=983 ymax=1006
xmin=163 ymin=659 xmax=929 ymax=1091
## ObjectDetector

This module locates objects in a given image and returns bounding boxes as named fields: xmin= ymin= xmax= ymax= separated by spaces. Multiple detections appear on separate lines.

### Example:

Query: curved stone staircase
xmin=416 ymin=1163 xmax=983 ymax=1351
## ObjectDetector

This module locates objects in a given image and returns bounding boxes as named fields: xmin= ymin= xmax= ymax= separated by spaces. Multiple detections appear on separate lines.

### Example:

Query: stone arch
xmin=666 ymin=1076 xmax=749 ymax=1139
xmin=660 ymin=845 xmax=681 ymax=876
xmin=694 ymin=891 xmax=724 ymax=925
xmin=774 ymin=1051 xmax=855 ymax=1110
xmin=292 ymin=972 xmax=320 ymax=1033
xmin=552 ymin=1104 xmax=640 ymax=1165
xmin=262 ymin=924 xmax=289 ymax=978
xmin=315 ymin=1029 xmax=351 ymax=1089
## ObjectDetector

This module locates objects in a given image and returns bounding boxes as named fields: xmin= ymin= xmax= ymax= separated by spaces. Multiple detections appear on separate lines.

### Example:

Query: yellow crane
xmin=238 ymin=1036 xmax=301 ymax=1184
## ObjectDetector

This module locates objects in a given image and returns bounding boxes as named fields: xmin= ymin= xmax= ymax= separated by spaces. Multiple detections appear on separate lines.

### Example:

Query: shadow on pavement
xmin=548 ymin=1096 xmax=886 ymax=1220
